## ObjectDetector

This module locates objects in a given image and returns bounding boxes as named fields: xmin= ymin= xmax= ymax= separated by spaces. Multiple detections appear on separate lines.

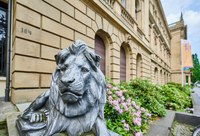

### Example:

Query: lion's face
xmin=49 ymin=40 xmax=106 ymax=118
xmin=57 ymin=54 xmax=92 ymax=103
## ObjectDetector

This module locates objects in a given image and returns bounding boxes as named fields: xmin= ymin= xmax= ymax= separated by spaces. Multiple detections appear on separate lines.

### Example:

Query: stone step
xmin=6 ymin=111 xmax=95 ymax=136
xmin=0 ymin=101 xmax=17 ymax=122
xmin=6 ymin=112 xmax=20 ymax=136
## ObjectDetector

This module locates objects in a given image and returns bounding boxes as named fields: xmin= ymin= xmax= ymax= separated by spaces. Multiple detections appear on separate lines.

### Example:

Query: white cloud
xmin=184 ymin=10 xmax=200 ymax=57
xmin=161 ymin=0 xmax=200 ymax=58
xmin=161 ymin=0 xmax=193 ymax=15
xmin=166 ymin=14 xmax=180 ymax=24
xmin=184 ymin=10 xmax=200 ymax=32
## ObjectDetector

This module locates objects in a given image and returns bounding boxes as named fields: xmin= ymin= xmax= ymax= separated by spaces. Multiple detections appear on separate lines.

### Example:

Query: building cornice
xmin=156 ymin=0 xmax=172 ymax=39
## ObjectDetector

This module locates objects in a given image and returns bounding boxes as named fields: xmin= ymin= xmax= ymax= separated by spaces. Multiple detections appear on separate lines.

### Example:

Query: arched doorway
xmin=95 ymin=35 xmax=106 ymax=75
xmin=136 ymin=54 xmax=142 ymax=78
xmin=164 ymin=72 xmax=166 ymax=84
xmin=154 ymin=67 xmax=158 ymax=84
xmin=120 ymin=46 xmax=126 ymax=82
xmin=160 ymin=70 xmax=163 ymax=84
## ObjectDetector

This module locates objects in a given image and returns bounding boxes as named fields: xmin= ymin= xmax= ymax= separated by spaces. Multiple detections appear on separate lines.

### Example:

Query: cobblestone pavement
xmin=172 ymin=121 xmax=194 ymax=136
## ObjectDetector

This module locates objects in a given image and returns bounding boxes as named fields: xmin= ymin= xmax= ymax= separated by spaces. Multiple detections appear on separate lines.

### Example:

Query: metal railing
xmin=102 ymin=0 xmax=138 ymax=29
xmin=118 ymin=1 xmax=137 ymax=28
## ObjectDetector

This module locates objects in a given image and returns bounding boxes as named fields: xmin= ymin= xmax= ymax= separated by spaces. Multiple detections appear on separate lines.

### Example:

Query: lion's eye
xmin=60 ymin=67 xmax=66 ymax=71
xmin=60 ymin=64 xmax=68 ymax=71
xmin=81 ymin=67 xmax=89 ymax=73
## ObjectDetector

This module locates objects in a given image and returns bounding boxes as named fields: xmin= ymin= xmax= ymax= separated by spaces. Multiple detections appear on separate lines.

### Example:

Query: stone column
xmin=188 ymin=74 xmax=191 ymax=85
xmin=131 ymin=0 xmax=136 ymax=19
xmin=110 ymin=42 xmax=120 ymax=83
xmin=143 ymin=0 xmax=149 ymax=36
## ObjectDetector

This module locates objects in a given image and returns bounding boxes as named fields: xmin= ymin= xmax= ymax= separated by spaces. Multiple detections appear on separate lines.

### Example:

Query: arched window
xmin=135 ymin=0 xmax=139 ymax=19
xmin=164 ymin=72 xmax=166 ymax=84
xmin=160 ymin=70 xmax=162 ymax=84
xmin=95 ymin=35 xmax=106 ymax=75
xmin=136 ymin=54 xmax=142 ymax=78
xmin=154 ymin=67 xmax=158 ymax=84
xmin=135 ymin=0 xmax=142 ymax=27
xmin=120 ymin=46 xmax=126 ymax=82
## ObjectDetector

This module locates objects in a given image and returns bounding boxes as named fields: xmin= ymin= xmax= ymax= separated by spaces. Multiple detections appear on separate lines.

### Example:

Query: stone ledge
xmin=6 ymin=112 xmax=20 ymax=136
xmin=0 ymin=102 xmax=17 ymax=122
xmin=6 ymin=111 xmax=95 ymax=136
xmin=175 ymin=112 xmax=200 ymax=126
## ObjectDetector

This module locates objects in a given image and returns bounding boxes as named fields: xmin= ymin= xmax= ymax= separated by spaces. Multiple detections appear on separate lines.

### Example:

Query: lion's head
xmin=49 ymin=40 xmax=106 ymax=118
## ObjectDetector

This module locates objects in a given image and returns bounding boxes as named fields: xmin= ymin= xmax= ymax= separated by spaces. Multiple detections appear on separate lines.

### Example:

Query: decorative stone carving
xmin=16 ymin=40 xmax=119 ymax=136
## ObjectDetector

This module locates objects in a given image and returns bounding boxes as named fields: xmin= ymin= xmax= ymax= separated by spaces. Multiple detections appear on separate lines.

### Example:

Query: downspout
xmin=5 ymin=0 xmax=12 ymax=101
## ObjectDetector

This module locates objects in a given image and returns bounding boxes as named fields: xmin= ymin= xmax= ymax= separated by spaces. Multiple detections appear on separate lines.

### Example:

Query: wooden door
xmin=95 ymin=35 xmax=106 ymax=75
xmin=120 ymin=46 xmax=126 ymax=81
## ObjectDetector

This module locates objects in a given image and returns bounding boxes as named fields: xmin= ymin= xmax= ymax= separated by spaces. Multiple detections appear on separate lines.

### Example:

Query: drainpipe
xmin=5 ymin=0 xmax=12 ymax=102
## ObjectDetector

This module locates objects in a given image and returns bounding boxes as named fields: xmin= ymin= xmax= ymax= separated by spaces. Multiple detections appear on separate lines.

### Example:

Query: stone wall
xmin=170 ymin=20 xmax=190 ymax=84
xmin=11 ymin=0 xmax=171 ymax=104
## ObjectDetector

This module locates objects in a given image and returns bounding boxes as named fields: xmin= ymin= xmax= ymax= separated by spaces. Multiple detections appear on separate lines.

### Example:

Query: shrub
xmin=105 ymin=83 xmax=151 ymax=136
xmin=104 ymin=79 xmax=192 ymax=136
xmin=122 ymin=79 xmax=166 ymax=117
xmin=161 ymin=83 xmax=192 ymax=111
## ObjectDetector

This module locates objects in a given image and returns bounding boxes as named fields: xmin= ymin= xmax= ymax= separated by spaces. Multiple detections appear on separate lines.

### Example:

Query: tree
xmin=191 ymin=54 xmax=200 ymax=83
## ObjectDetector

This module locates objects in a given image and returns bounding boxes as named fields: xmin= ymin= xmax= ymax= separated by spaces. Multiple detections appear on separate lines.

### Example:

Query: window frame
xmin=0 ymin=2 xmax=7 ymax=77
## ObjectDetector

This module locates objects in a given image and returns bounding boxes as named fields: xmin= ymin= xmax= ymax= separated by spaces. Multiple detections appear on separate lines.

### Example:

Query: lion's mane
xmin=48 ymin=40 xmax=106 ymax=119
xmin=16 ymin=40 xmax=119 ymax=136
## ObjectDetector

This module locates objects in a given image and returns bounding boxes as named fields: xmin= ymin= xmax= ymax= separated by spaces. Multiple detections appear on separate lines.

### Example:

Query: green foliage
xmin=122 ymin=79 xmax=166 ymax=117
xmin=105 ymin=81 xmax=151 ymax=136
xmin=104 ymin=79 xmax=192 ymax=136
xmin=191 ymin=54 xmax=200 ymax=83
xmin=161 ymin=82 xmax=192 ymax=111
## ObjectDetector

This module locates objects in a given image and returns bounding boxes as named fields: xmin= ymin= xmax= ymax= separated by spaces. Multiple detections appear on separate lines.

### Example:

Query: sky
xmin=161 ymin=0 xmax=200 ymax=59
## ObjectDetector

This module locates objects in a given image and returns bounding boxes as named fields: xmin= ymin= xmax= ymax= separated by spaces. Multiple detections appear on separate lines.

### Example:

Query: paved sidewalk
xmin=146 ymin=87 xmax=200 ymax=136
xmin=191 ymin=87 xmax=200 ymax=116
xmin=147 ymin=110 xmax=175 ymax=136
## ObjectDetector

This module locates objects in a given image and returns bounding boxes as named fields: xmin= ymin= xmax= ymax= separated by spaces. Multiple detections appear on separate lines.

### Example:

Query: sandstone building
xmin=169 ymin=16 xmax=192 ymax=85
xmin=0 ymin=0 xmax=187 ymax=103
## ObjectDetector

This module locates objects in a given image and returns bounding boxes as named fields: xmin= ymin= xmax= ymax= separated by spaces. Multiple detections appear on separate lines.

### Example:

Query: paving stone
xmin=154 ymin=110 xmax=175 ymax=128
xmin=0 ymin=102 xmax=17 ymax=122
xmin=173 ymin=124 xmax=193 ymax=136
xmin=147 ymin=125 xmax=169 ymax=136
xmin=191 ymin=87 xmax=200 ymax=116
xmin=146 ymin=110 xmax=175 ymax=136
xmin=6 ymin=112 xmax=20 ymax=136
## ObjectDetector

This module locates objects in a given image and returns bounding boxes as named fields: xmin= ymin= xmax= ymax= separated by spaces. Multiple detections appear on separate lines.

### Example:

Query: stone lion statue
xmin=16 ymin=40 xmax=118 ymax=136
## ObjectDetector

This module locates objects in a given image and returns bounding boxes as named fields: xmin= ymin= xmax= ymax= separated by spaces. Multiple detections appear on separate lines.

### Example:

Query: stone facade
xmin=0 ymin=0 xmax=179 ymax=104
xmin=169 ymin=16 xmax=192 ymax=85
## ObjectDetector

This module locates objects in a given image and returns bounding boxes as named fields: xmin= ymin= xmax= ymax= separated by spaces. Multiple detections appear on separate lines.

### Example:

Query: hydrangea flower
xmin=105 ymin=83 xmax=151 ymax=135
xmin=135 ymin=131 xmax=143 ymax=136
xmin=133 ymin=117 xmax=141 ymax=126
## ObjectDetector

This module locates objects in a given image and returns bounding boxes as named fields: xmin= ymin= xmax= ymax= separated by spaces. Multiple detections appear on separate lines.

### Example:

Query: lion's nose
xmin=61 ymin=78 xmax=75 ymax=86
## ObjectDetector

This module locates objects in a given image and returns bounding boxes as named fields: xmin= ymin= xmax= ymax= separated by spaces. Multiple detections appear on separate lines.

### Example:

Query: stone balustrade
xmin=102 ymin=0 xmax=138 ymax=32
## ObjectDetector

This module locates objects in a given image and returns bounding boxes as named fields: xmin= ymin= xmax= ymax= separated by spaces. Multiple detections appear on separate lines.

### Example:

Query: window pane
xmin=0 ymin=6 xmax=7 ymax=76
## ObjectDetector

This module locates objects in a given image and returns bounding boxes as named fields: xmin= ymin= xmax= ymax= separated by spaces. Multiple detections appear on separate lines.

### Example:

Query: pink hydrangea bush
xmin=105 ymin=83 xmax=151 ymax=136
